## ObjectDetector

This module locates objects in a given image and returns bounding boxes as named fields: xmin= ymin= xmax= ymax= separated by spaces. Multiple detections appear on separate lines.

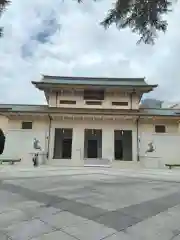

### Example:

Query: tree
xmin=80 ymin=0 xmax=173 ymax=44
xmin=0 ymin=0 xmax=9 ymax=37
xmin=101 ymin=0 xmax=173 ymax=44
xmin=0 ymin=0 xmax=175 ymax=44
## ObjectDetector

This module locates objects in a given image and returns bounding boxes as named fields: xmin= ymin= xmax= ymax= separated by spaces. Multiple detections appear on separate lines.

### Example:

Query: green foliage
xmin=0 ymin=0 xmax=10 ymax=36
xmin=0 ymin=0 xmax=175 ymax=44
xmin=101 ymin=0 xmax=173 ymax=44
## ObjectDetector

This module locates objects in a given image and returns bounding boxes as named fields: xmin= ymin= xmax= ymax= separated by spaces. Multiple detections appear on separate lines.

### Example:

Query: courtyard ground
xmin=0 ymin=167 xmax=180 ymax=239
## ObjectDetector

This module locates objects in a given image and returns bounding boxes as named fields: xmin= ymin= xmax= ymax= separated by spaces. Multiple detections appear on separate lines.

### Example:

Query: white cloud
xmin=0 ymin=0 xmax=180 ymax=104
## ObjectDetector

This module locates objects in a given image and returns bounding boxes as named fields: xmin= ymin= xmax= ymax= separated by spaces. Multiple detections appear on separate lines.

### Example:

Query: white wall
xmin=0 ymin=116 xmax=9 ymax=133
xmin=1 ymin=119 xmax=49 ymax=165
xmin=139 ymin=122 xmax=178 ymax=134
xmin=139 ymin=132 xmax=180 ymax=168
xmin=2 ymin=116 xmax=180 ymax=168
xmin=1 ymin=130 xmax=47 ymax=165
xmin=138 ymin=120 xmax=180 ymax=168
xmin=48 ymin=90 xmax=140 ymax=110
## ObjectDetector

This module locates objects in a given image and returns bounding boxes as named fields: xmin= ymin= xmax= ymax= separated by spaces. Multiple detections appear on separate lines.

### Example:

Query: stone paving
xmin=0 ymin=168 xmax=180 ymax=239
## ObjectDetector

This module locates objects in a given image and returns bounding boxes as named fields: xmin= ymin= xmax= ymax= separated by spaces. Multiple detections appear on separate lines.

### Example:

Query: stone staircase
xmin=83 ymin=158 xmax=112 ymax=167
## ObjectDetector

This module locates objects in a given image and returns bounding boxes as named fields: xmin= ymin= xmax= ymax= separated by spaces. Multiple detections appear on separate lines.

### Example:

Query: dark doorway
xmin=123 ymin=130 xmax=132 ymax=161
xmin=84 ymin=129 xmax=102 ymax=159
xmin=114 ymin=130 xmax=123 ymax=160
xmin=87 ymin=139 xmax=98 ymax=158
xmin=53 ymin=128 xmax=73 ymax=159
xmin=114 ymin=130 xmax=132 ymax=161
xmin=114 ymin=139 xmax=123 ymax=160
xmin=62 ymin=139 xmax=72 ymax=159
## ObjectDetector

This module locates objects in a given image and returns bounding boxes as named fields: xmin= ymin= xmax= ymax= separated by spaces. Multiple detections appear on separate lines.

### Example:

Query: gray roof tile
xmin=140 ymin=108 xmax=179 ymax=116
xmin=0 ymin=104 xmax=179 ymax=117
xmin=0 ymin=104 xmax=48 ymax=112
xmin=40 ymin=75 xmax=154 ymax=87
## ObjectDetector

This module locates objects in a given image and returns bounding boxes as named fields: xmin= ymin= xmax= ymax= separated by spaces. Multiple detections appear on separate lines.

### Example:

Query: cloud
xmin=0 ymin=0 xmax=180 ymax=104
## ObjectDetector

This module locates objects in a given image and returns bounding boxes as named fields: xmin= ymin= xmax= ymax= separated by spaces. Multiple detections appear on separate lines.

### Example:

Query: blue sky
xmin=0 ymin=0 xmax=180 ymax=104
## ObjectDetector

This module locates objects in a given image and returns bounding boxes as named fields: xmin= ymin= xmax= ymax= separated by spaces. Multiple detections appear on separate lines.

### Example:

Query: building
xmin=140 ymin=98 xmax=163 ymax=108
xmin=0 ymin=75 xmax=180 ymax=168
xmin=161 ymin=101 xmax=180 ymax=109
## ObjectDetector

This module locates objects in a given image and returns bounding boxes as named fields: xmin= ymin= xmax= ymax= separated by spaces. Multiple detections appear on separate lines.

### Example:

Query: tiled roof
xmin=140 ymin=108 xmax=180 ymax=116
xmin=43 ymin=75 xmax=147 ymax=86
xmin=0 ymin=104 xmax=180 ymax=117
xmin=0 ymin=104 xmax=49 ymax=112
xmin=32 ymin=75 xmax=157 ymax=89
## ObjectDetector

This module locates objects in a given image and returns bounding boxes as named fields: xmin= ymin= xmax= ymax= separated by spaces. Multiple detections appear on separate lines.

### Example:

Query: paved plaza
xmin=0 ymin=167 xmax=180 ymax=239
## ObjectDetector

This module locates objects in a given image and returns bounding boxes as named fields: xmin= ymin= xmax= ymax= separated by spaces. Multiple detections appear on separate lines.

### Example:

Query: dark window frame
xmin=83 ymin=90 xmax=104 ymax=100
xmin=112 ymin=102 xmax=129 ymax=106
xmin=21 ymin=121 xmax=32 ymax=129
xmin=155 ymin=125 xmax=166 ymax=133
xmin=60 ymin=100 xmax=76 ymax=105
xmin=85 ymin=101 xmax=102 ymax=105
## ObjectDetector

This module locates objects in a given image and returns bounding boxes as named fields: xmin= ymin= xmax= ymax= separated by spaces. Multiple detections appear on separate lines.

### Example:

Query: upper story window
xmin=83 ymin=90 xmax=104 ymax=100
xmin=155 ymin=125 xmax=166 ymax=133
xmin=21 ymin=121 xmax=32 ymax=129
xmin=112 ymin=102 xmax=128 ymax=106
xmin=60 ymin=100 xmax=76 ymax=105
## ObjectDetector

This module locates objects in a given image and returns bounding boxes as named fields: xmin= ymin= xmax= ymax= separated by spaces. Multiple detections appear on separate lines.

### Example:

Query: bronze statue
xmin=146 ymin=142 xmax=155 ymax=153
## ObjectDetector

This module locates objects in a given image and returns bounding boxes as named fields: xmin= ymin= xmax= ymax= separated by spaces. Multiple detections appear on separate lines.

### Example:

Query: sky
xmin=0 ymin=0 xmax=180 ymax=105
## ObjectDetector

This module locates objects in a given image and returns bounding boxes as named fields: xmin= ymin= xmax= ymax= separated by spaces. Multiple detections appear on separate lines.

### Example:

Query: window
xmin=85 ymin=101 xmax=102 ymax=105
xmin=60 ymin=100 xmax=76 ymax=105
xmin=21 ymin=121 xmax=32 ymax=129
xmin=83 ymin=90 xmax=104 ymax=100
xmin=155 ymin=125 xmax=166 ymax=133
xmin=112 ymin=102 xmax=128 ymax=106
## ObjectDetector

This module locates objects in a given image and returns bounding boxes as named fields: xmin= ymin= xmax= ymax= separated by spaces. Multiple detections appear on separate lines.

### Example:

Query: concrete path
xmin=0 ymin=167 xmax=180 ymax=239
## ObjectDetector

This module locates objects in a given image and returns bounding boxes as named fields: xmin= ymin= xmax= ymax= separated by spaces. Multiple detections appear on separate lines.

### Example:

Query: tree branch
xmin=0 ymin=0 xmax=176 ymax=44
xmin=0 ymin=0 xmax=10 ymax=36
xmin=101 ymin=0 xmax=173 ymax=44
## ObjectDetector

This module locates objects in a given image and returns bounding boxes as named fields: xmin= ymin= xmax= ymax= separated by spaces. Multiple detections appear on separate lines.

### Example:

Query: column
xmin=0 ymin=116 xmax=9 ymax=134
xmin=71 ymin=127 xmax=84 ymax=166
xmin=102 ymin=128 xmax=114 ymax=162
xmin=48 ymin=126 xmax=55 ymax=161
xmin=178 ymin=122 xmax=180 ymax=133
xmin=132 ymin=130 xmax=138 ymax=162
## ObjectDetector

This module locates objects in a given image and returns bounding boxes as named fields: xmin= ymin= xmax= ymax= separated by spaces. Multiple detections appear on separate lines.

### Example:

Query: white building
xmin=0 ymin=75 xmax=180 ymax=168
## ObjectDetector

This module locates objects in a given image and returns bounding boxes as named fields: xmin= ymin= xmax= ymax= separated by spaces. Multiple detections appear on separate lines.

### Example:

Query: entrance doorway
xmin=114 ymin=139 xmax=123 ymax=160
xmin=53 ymin=128 xmax=73 ymax=159
xmin=62 ymin=139 xmax=72 ymax=159
xmin=84 ymin=129 xmax=102 ymax=159
xmin=114 ymin=130 xmax=132 ymax=161
xmin=87 ymin=139 xmax=98 ymax=158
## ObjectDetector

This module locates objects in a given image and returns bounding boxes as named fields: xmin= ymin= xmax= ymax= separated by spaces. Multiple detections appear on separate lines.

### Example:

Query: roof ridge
xmin=141 ymin=107 xmax=177 ymax=110
xmin=42 ymin=75 xmax=145 ymax=82
xmin=0 ymin=104 xmax=48 ymax=107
